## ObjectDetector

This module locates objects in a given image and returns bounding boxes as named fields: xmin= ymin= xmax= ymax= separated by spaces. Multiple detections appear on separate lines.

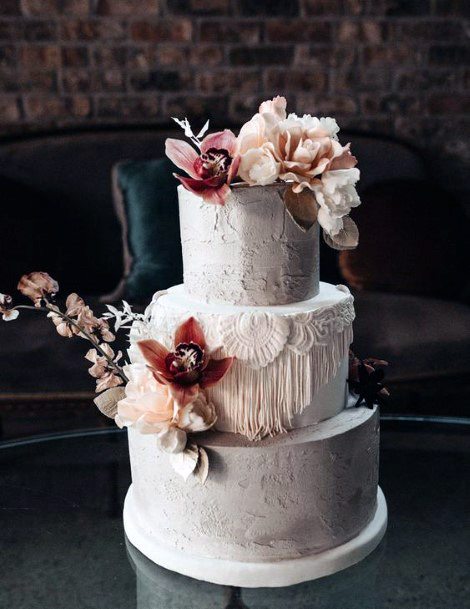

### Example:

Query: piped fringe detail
xmin=139 ymin=289 xmax=355 ymax=441
xmin=207 ymin=325 xmax=352 ymax=440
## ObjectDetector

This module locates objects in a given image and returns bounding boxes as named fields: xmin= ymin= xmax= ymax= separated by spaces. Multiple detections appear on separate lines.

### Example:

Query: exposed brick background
xmin=0 ymin=0 xmax=469 ymax=194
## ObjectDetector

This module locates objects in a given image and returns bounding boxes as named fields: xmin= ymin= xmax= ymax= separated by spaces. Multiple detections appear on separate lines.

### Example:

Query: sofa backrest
xmin=0 ymin=127 xmax=427 ymax=296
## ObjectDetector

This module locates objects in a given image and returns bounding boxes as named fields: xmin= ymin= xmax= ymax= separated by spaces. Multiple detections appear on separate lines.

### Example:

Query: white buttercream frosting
xmin=125 ymin=407 xmax=379 ymax=562
xmin=178 ymin=183 xmax=320 ymax=306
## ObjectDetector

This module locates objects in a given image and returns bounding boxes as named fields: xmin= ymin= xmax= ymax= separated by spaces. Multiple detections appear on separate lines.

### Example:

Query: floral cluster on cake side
xmin=1 ymin=273 xmax=233 ymax=483
xmin=166 ymin=96 xmax=361 ymax=250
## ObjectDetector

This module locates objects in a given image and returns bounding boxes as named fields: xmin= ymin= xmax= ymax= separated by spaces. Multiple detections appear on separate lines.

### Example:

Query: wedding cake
xmin=120 ymin=97 xmax=388 ymax=587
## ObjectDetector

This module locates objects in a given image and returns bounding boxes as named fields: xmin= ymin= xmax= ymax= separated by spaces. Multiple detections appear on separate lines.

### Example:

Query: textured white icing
xmin=136 ymin=282 xmax=354 ymax=439
xmin=125 ymin=407 xmax=379 ymax=563
xmin=178 ymin=183 xmax=320 ymax=306
xmin=126 ymin=489 xmax=387 ymax=587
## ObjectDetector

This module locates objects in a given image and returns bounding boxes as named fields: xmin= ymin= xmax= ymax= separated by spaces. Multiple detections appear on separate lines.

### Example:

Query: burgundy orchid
xmin=348 ymin=352 xmax=390 ymax=409
xmin=166 ymin=126 xmax=240 ymax=205
xmin=138 ymin=317 xmax=234 ymax=407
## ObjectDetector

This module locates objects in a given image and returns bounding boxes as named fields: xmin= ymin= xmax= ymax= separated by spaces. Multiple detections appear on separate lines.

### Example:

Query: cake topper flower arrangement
xmin=1 ymin=274 xmax=234 ymax=484
xmin=166 ymin=96 xmax=361 ymax=250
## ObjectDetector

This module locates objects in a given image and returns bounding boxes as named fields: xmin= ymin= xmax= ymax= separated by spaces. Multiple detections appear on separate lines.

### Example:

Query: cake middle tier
xmin=132 ymin=282 xmax=355 ymax=440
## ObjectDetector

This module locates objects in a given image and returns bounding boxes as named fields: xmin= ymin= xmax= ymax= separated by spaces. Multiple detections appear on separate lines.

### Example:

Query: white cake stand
xmin=123 ymin=486 xmax=387 ymax=588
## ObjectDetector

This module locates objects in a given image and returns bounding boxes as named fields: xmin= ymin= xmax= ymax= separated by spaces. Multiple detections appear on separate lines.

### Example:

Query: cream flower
xmin=115 ymin=363 xmax=177 ymax=435
xmin=259 ymin=95 xmax=287 ymax=120
xmin=176 ymin=392 xmax=217 ymax=433
xmin=115 ymin=362 xmax=217 ymax=455
xmin=237 ymin=113 xmax=267 ymax=155
xmin=238 ymin=143 xmax=280 ymax=185
xmin=312 ymin=168 xmax=361 ymax=237
xmin=237 ymin=98 xmax=357 ymax=194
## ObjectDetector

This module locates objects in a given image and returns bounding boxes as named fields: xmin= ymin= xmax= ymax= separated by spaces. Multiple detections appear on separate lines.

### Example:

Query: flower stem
xmin=13 ymin=304 xmax=128 ymax=383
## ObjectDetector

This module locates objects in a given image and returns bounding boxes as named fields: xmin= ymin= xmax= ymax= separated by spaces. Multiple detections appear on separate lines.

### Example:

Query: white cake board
xmin=123 ymin=485 xmax=387 ymax=588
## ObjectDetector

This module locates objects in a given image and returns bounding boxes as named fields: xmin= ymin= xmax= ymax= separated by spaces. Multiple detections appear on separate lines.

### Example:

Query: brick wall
xmin=0 ymin=0 xmax=469 ymax=194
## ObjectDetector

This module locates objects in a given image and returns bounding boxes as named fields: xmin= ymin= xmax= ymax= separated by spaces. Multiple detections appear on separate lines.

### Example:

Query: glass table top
xmin=0 ymin=417 xmax=469 ymax=609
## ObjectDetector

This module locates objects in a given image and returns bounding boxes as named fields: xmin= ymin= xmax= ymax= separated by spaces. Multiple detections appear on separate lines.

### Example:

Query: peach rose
xmin=115 ymin=363 xmax=177 ymax=435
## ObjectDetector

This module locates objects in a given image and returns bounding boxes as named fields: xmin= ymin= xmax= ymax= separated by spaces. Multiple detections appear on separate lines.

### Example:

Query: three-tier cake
xmin=120 ymin=97 xmax=387 ymax=587
xmin=124 ymin=177 xmax=386 ymax=586
xmin=0 ymin=96 xmax=389 ymax=589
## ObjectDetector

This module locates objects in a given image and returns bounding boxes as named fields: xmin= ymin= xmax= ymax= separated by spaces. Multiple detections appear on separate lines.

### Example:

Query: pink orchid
xmin=166 ymin=129 xmax=240 ymax=205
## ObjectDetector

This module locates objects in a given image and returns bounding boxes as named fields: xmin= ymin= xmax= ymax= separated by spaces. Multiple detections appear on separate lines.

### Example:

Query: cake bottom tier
xmin=123 ymin=407 xmax=387 ymax=587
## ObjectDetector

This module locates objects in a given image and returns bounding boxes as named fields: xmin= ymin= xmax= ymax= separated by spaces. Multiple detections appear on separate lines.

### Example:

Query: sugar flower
xmin=349 ymin=352 xmax=390 ymax=409
xmin=115 ymin=362 xmax=216 ymax=454
xmin=85 ymin=344 xmax=123 ymax=393
xmin=138 ymin=316 xmax=234 ymax=407
xmin=0 ymin=293 xmax=19 ymax=321
xmin=166 ymin=120 xmax=240 ymax=205
xmin=17 ymin=272 xmax=59 ymax=306
xmin=48 ymin=293 xmax=115 ymax=342
xmin=237 ymin=97 xmax=361 ymax=247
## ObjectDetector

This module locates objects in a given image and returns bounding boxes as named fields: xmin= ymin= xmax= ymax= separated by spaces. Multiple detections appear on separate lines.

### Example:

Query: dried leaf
xmin=169 ymin=443 xmax=199 ymax=481
xmin=194 ymin=447 xmax=209 ymax=485
xmin=283 ymin=186 xmax=318 ymax=230
xmin=323 ymin=216 xmax=359 ymax=250
xmin=93 ymin=386 xmax=126 ymax=418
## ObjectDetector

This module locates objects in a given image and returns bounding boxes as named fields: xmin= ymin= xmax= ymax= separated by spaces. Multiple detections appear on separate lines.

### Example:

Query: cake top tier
xmin=166 ymin=96 xmax=362 ymax=306
xmin=178 ymin=182 xmax=319 ymax=306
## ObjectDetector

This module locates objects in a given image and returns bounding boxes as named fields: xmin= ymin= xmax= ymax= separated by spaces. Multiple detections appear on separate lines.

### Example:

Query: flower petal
xmin=200 ymin=356 xmax=234 ymax=388
xmin=169 ymin=442 xmax=199 ymax=477
xmin=201 ymin=129 xmax=237 ymax=155
xmin=165 ymin=139 xmax=199 ymax=179
xmin=17 ymin=272 xmax=59 ymax=304
xmin=227 ymin=154 xmax=240 ymax=184
xmin=152 ymin=370 xmax=173 ymax=384
xmin=323 ymin=216 xmax=359 ymax=250
xmin=174 ymin=317 xmax=206 ymax=349
xmin=169 ymin=382 xmax=199 ymax=407
xmin=176 ymin=175 xmax=231 ymax=205
xmin=137 ymin=339 xmax=170 ymax=374
xmin=327 ymin=143 xmax=358 ymax=171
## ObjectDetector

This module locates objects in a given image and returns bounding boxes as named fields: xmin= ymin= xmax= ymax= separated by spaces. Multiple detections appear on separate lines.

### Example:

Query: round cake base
xmin=123 ymin=486 xmax=387 ymax=588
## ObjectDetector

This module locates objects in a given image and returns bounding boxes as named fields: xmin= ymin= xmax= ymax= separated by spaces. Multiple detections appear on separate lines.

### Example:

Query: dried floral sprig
xmin=17 ymin=272 xmax=59 ymax=307
xmin=348 ymin=351 xmax=390 ymax=409
xmin=0 ymin=293 xmax=19 ymax=321
xmin=171 ymin=117 xmax=210 ymax=150
xmin=102 ymin=300 xmax=146 ymax=332
xmin=2 ymin=272 xmax=127 ymax=390
xmin=2 ymin=273 xmax=229 ymax=484
xmin=86 ymin=345 xmax=124 ymax=393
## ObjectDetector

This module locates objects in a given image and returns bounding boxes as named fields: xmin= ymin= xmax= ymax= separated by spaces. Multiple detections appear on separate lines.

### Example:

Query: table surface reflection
xmin=0 ymin=416 xmax=469 ymax=609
